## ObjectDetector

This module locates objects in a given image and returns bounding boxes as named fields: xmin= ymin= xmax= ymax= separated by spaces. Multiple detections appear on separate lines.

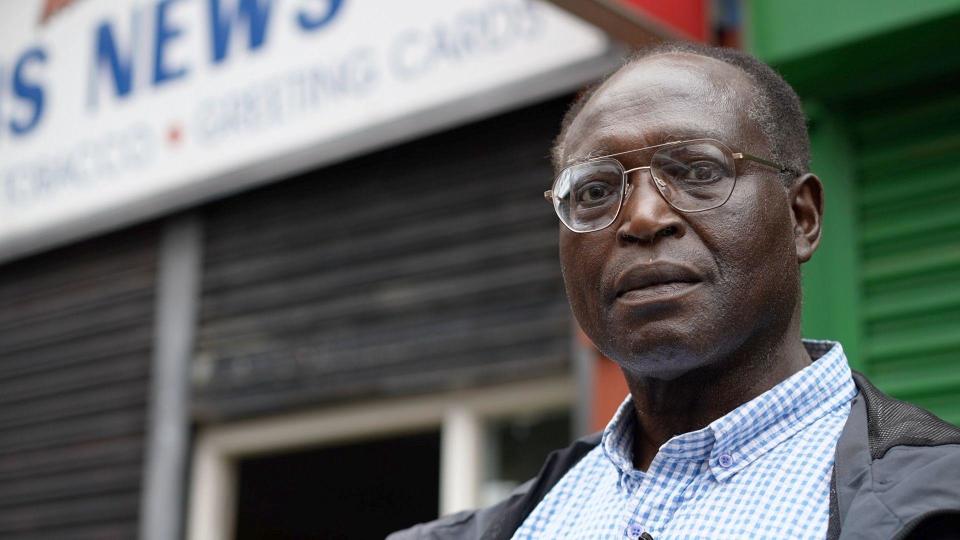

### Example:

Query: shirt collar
xmin=599 ymin=340 xmax=856 ymax=482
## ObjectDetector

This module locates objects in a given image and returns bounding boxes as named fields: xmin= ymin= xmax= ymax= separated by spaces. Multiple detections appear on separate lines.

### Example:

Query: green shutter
xmin=853 ymin=92 xmax=960 ymax=425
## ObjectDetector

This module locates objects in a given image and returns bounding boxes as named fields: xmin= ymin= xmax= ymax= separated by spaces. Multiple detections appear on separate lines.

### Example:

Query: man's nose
xmin=615 ymin=170 xmax=687 ymax=244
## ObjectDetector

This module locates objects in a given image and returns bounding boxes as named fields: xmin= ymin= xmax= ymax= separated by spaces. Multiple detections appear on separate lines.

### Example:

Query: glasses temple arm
xmin=734 ymin=152 xmax=800 ymax=176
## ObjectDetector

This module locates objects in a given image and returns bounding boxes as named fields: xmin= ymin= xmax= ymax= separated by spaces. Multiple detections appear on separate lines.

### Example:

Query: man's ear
xmin=790 ymin=173 xmax=823 ymax=263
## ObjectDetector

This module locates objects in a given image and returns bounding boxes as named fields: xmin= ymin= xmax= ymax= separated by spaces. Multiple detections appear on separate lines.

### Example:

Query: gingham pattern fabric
xmin=512 ymin=340 xmax=856 ymax=540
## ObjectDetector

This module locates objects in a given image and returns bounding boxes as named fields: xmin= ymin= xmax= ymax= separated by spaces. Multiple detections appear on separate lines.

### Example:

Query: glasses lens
xmin=553 ymin=159 xmax=624 ymax=232
xmin=652 ymin=141 xmax=736 ymax=211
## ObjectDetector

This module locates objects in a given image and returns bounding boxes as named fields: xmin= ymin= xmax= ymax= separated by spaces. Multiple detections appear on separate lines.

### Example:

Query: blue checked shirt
xmin=512 ymin=340 xmax=857 ymax=540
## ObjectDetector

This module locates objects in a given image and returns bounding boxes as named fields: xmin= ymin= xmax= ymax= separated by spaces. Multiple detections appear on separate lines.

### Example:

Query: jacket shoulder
xmin=387 ymin=432 xmax=602 ymax=540
xmin=853 ymin=371 xmax=960 ymax=459
xmin=834 ymin=372 xmax=960 ymax=539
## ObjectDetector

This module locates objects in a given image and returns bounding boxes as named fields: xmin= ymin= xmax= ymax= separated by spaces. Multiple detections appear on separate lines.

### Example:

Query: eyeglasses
xmin=544 ymin=138 xmax=795 ymax=233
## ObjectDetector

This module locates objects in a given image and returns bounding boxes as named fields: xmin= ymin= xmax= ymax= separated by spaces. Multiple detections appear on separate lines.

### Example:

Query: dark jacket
xmin=389 ymin=372 xmax=960 ymax=539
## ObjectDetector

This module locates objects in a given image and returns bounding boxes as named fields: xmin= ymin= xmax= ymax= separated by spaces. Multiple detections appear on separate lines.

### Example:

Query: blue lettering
xmin=296 ymin=0 xmax=343 ymax=31
xmin=94 ymin=20 xmax=135 ymax=98
xmin=10 ymin=47 xmax=47 ymax=136
xmin=209 ymin=0 xmax=273 ymax=64
xmin=390 ymin=31 xmax=429 ymax=79
xmin=153 ymin=0 xmax=188 ymax=85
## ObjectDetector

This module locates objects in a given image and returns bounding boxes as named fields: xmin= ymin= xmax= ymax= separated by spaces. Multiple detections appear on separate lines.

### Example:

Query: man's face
xmin=559 ymin=53 xmax=803 ymax=379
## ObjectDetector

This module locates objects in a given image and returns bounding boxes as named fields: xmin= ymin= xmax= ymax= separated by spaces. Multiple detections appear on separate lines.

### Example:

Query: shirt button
xmin=626 ymin=523 xmax=645 ymax=539
xmin=718 ymin=453 xmax=734 ymax=468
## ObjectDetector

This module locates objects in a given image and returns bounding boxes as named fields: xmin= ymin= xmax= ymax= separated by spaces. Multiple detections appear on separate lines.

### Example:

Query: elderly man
xmin=391 ymin=43 xmax=960 ymax=539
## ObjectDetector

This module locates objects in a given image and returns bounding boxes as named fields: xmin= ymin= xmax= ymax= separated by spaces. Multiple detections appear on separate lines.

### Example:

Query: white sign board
xmin=0 ymin=0 xmax=615 ymax=261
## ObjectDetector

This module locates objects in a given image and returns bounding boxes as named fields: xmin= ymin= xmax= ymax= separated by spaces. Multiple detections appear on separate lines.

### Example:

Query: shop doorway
xmin=187 ymin=377 xmax=573 ymax=540
xmin=234 ymin=430 xmax=440 ymax=539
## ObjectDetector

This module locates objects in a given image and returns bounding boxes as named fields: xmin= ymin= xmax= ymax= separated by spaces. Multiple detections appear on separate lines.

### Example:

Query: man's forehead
xmin=561 ymin=53 xmax=760 ymax=164
xmin=565 ymin=128 xmax=732 ymax=166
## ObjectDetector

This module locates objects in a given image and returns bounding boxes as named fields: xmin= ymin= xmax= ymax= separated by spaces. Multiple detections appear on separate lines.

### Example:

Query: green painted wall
xmin=748 ymin=0 xmax=960 ymax=64
xmin=747 ymin=3 xmax=960 ymax=104
xmin=798 ymin=104 xmax=862 ymax=369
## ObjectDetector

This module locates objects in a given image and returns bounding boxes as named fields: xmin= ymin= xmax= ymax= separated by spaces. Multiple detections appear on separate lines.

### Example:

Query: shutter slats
xmin=858 ymin=133 xmax=960 ymax=172
xmin=859 ymin=161 xmax=960 ymax=207
xmin=201 ymin=219 xmax=555 ymax=313
xmin=194 ymin=98 xmax=571 ymax=420
xmin=0 ymin=437 xmax=143 ymax=483
xmin=862 ymin=205 xmax=960 ymax=245
xmin=863 ymin=245 xmax=960 ymax=281
xmin=0 ymin=494 xmax=140 ymax=535
xmin=854 ymin=89 xmax=960 ymax=425
xmin=200 ymin=259 xmax=559 ymax=345
xmin=0 ymin=330 xmax=152 ymax=380
xmin=0 ymin=226 xmax=157 ymax=536
xmin=864 ymin=280 xmax=960 ymax=319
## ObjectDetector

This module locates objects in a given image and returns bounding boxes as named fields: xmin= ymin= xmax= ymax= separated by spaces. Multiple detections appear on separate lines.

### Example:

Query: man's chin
xmin=602 ymin=339 xmax=714 ymax=381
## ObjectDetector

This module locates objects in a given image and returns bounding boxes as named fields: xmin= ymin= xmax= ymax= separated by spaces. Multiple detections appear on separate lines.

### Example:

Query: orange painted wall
xmin=591 ymin=353 xmax=630 ymax=431
xmin=619 ymin=0 xmax=709 ymax=42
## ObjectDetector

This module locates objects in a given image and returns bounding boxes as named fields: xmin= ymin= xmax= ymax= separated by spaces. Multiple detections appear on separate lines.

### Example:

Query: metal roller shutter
xmin=853 ymin=89 xmax=960 ymax=424
xmin=0 ymin=225 xmax=159 ymax=538
xmin=194 ymin=98 xmax=573 ymax=421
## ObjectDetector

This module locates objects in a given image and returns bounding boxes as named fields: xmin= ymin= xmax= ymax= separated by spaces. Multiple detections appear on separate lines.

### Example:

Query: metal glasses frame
xmin=544 ymin=138 xmax=797 ymax=233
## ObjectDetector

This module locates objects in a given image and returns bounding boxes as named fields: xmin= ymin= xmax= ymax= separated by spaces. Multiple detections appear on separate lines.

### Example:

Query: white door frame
xmin=186 ymin=376 xmax=574 ymax=540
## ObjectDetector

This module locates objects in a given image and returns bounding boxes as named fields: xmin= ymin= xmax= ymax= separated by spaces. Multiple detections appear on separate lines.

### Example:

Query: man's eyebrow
xmin=658 ymin=129 xmax=729 ymax=143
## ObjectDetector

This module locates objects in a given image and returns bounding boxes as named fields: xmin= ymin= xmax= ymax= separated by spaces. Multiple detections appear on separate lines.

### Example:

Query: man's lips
xmin=614 ymin=261 xmax=704 ymax=301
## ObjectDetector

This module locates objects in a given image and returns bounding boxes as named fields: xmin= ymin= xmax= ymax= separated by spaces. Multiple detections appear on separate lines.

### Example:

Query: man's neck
xmin=623 ymin=329 xmax=812 ymax=471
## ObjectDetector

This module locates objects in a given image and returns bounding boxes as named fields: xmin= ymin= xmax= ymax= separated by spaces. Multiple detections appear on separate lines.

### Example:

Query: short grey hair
xmin=552 ymin=42 xmax=810 ymax=184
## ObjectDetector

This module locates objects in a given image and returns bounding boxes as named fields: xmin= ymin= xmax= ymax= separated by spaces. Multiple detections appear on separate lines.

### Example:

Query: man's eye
xmin=681 ymin=160 xmax=725 ymax=183
xmin=575 ymin=182 xmax=615 ymax=204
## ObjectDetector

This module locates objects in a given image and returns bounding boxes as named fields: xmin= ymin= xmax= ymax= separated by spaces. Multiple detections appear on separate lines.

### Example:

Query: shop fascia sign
xmin=0 ymin=0 xmax=615 ymax=261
